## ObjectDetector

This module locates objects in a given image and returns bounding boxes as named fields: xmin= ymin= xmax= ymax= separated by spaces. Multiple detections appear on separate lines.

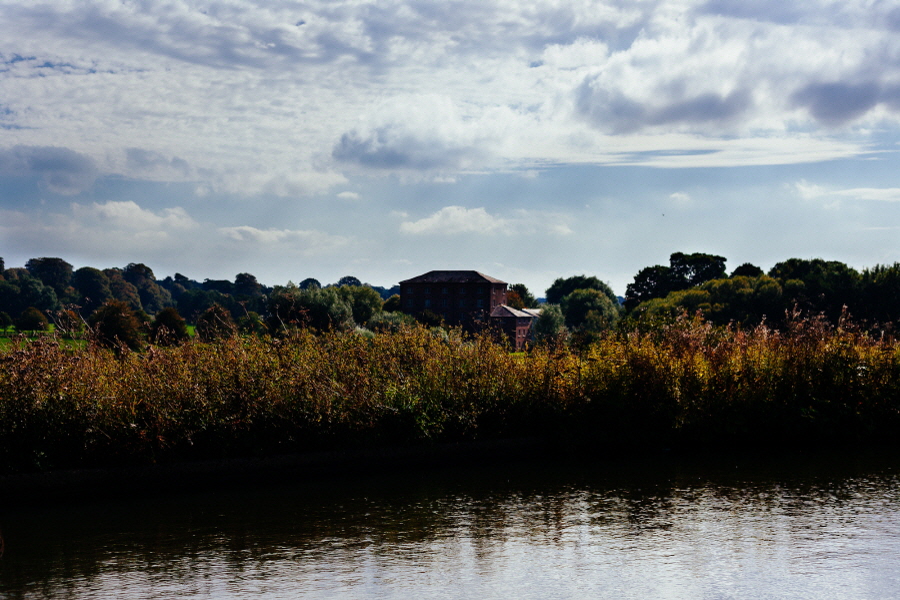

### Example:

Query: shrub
xmin=89 ymin=300 xmax=144 ymax=351
xmin=195 ymin=304 xmax=237 ymax=342
xmin=15 ymin=307 xmax=49 ymax=332
xmin=150 ymin=307 xmax=190 ymax=345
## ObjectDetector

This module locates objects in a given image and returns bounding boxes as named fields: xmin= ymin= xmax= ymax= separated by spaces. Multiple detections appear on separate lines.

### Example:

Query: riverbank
xmin=2 ymin=320 xmax=900 ymax=481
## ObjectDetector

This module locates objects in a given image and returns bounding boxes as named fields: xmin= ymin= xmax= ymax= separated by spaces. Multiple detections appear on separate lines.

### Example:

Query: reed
xmin=1 ymin=318 xmax=899 ymax=474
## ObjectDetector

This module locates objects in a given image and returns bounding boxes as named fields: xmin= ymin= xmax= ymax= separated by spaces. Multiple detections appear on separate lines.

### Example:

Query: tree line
xmin=3 ymin=252 xmax=900 ymax=349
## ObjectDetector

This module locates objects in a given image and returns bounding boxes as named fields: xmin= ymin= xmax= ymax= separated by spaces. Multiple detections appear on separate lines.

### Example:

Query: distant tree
xmin=337 ymin=275 xmax=362 ymax=287
xmin=150 ymin=307 xmax=190 ymax=345
xmin=860 ymin=263 xmax=900 ymax=326
xmin=266 ymin=285 xmax=353 ymax=333
xmin=415 ymin=309 xmax=444 ymax=328
xmin=25 ymin=257 xmax=73 ymax=299
xmin=510 ymin=283 xmax=538 ymax=308
xmin=196 ymin=304 xmax=238 ymax=342
xmin=202 ymin=278 xmax=234 ymax=295
xmin=532 ymin=304 xmax=567 ymax=345
xmin=0 ymin=311 xmax=12 ymax=330
xmin=337 ymin=285 xmax=384 ymax=326
xmin=104 ymin=269 xmax=143 ymax=311
xmin=768 ymin=258 xmax=861 ymax=322
xmin=0 ymin=257 xmax=4 ymax=274
xmin=371 ymin=284 xmax=401 ymax=300
xmin=561 ymin=288 xmax=620 ymax=330
xmin=89 ymin=300 xmax=144 ymax=351
xmin=0 ymin=271 xmax=60 ymax=316
xmin=123 ymin=263 xmax=172 ymax=314
xmin=545 ymin=275 xmax=617 ymax=305
xmin=367 ymin=311 xmax=416 ymax=333
xmin=15 ymin=307 xmax=49 ymax=332
xmin=234 ymin=273 xmax=264 ymax=297
xmin=72 ymin=267 xmax=113 ymax=314
xmin=669 ymin=252 xmax=727 ymax=287
xmin=731 ymin=263 xmax=764 ymax=278
xmin=299 ymin=278 xmax=321 ymax=290
xmin=382 ymin=294 xmax=402 ymax=312
xmin=506 ymin=288 xmax=525 ymax=309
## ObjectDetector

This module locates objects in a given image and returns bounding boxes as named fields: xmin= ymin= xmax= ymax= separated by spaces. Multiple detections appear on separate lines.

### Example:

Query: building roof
xmin=490 ymin=304 xmax=537 ymax=319
xmin=400 ymin=270 xmax=507 ymax=285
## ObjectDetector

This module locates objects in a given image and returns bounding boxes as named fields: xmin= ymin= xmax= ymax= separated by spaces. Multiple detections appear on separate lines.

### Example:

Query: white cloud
xmin=792 ymin=181 xmax=900 ymax=202
xmin=337 ymin=191 xmax=361 ymax=200
xmin=71 ymin=201 xmax=198 ymax=230
xmin=218 ymin=225 xmax=350 ymax=254
xmin=400 ymin=205 xmax=573 ymax=236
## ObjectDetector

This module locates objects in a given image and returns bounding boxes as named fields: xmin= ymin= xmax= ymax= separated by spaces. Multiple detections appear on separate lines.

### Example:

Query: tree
xmin=123 ymin=263 xmax=172 ymax=314
xmin=104 ymin=269 xmax=143 ymax=311
xmin=382 ymin=294 xmax=402 ymax=312
xmin=299 ymin=278 xmax=321 ymax=290
xmin=532 ymin=304 xmax=566 ymax=345
xmin=0 ymin=311 xmax=12 ymax=330
xmin=234 ymin=273 xmax=264 ymax=297
xmin=768 ymin=258 xmax=861 ymax=322
xmin=545 ymin=275 xmax=617 ymax=305
xmin=72 ymin=267 xmax=113 ymax=315
xmin=89 ymin=300 xmax=144 ymax=351
xmin=731 ymin=263 xmax=764 ymax=278
xmin=368 ymin=311 xmax=416 ymax=332
xmin=266 ymin=285 xmax=353 ymax=333
xmin=510 ymin=283 xmax=538 ymax=308
xmin=25 ymin=257 xmax=73 ymax=299
xmin=0 ymin=271 xmax=60 ymax=316
xmin=195 ymin=304 xmax=237 ymax=342
xmin=669 ymin=252 xmax=727 ymax=287
xmin=150 ymin=307 xmax=190 ymax=345
xmin=53 ymin=309 xmax=84 ymax=337
xmin=561 ymin=289 xmax=620 ymax=330
xmin=15 ymin=307 xmax=49 ymax=332
xmin=337 ymin=275 xmax=362 ymax=287
xmin=337 ymin=285 xmax=384 ymax=326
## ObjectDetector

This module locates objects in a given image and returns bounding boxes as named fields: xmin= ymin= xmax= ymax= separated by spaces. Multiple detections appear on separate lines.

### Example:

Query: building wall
xmin=401 ymin=280 xmax=507 ymax=327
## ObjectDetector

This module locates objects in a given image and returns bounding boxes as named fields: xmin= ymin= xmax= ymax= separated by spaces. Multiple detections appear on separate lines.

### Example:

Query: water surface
xmin=2 ymin=453 xmax=900 ymax=599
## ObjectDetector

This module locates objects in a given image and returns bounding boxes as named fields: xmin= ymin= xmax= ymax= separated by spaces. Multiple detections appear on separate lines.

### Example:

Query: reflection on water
xmin=2 ymin=453 xmax=900 ymax=599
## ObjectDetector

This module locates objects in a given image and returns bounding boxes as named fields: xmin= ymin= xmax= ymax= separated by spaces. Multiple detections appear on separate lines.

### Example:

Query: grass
xmin=1 ymin=317 xmax=899 ymax=474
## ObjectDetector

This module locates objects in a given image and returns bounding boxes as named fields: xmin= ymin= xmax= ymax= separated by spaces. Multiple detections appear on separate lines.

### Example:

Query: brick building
xmin=400 ymin=270 xmax=540 ymax=349
xmin=400 ymin=270 xmax=508 ymax=328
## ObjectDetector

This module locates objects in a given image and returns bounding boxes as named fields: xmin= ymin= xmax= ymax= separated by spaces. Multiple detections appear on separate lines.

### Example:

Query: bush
xmin=15 ymin=307 xmax=49 ymax=332
xmin=195 ymin=304 xmax=237 ymax=342
xmin=150 ymin=307 xmax=190 ymax=345
xmin=89 ymin=300 xmax=144 ymax=351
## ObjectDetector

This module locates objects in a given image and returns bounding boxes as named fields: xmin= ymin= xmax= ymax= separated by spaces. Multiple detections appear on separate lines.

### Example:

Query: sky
xmin=2 ymin=0 xmax=900 ymax=297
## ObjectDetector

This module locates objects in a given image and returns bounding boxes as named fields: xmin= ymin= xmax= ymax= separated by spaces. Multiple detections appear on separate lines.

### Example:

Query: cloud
xmin=332 ymin=95 xmax=492 ymax=172
xmin=0 ymin=145 xmax=97 ymax=194
xmin=792 ymin=181 xmax=900 ymax=202
xmin=400 ymin=206 xmax=573 ymax=236
xmin=337 ymin=191 xmax=361 ymax=200
xmin=218 ymin=225 xmax=350 ymax=254
xmin=71 ymin=201 xmax=198 ymax=230
xmin=125 ymin=148 xmax=191 ymax=179
xmin=792 ymin=82 xmax=881 ymax=127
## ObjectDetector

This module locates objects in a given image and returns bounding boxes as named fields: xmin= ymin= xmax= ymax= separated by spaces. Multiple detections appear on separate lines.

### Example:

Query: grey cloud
xmin=0 ymin=145 xmax=97 ymax=194
xmin=332 ymin=128 xmax=480 ymax=171
xmin=792 ymin=82 xmax=882 ymax=126
xmin=126 ymin=148 xmax=191 ymax=177
xmin=577 ymin=79 xmax=752 ymax=133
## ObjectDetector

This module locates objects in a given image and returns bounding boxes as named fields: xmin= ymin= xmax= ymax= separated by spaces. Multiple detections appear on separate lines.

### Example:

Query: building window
xmin=441 ymin=298 xmax=448 ymax=308
xmin=477 ymin=286 xmax=484 ymax=295
xmin=459 ymin=299 xmax=467 ymax=308
xmin=441 ymin=287 xmax=448 ymax=294
xmin=425 ymin=299 xmax=432 ymax=308
xmin=406 ymin=287 xmax=414 ymax=294
xmin=477 ymin=299 xmax=484 ymax=308
xmin=459 ymin=287 xmax=466 ymax=294
xmin=406 ymin=298 xmax=414 ymax=308
xmin=424 ymin=286 xmax=431 ymax=294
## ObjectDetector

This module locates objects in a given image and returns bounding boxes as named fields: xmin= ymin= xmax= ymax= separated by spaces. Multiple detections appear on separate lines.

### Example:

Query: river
xmin=2 ymin=451 xmax=900 ymax=599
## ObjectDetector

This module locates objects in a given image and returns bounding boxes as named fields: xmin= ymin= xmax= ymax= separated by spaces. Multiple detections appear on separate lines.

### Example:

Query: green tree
xmin=337 ymin=275 xmax=362 ymax=287
xmin=25 ymin=257 xmax=74 ymax=300
xmin=368 ymin=311 xmax=416 ymax=332
xmin=625 ymin=252 xmax=726 ymax=311
xmin=267 ymin=285 xmax=353 ymax=333
xmin=561 ymin=288 xmax=620 ymax=330
xmin=234 ymin=272 xmax=264 ymax=297
xmin=382 ymin=294 xmax=402 ymax=312
xmin=510 ymin=283 xmax=538 ymax=308
xmin=337 ymin=285 xmax=384 ymax=326
xmin=768 ymin=258 xmax=861 ymax=322
xmin=104 ymin=269 xmax=143 ymax=311
xmin=0 ymin=271 xmax=60 ymax=316
xmin=15 ymin=307 xmax=49 ymax=332
xmin=72 ymin=267 xmax=113 ymax=315
xmin=89 ymin=300 xmax=144 ymax=351
xmin=150 ymin=307 xmax=190 ymax=345
xmin=195 ymin=304 xmax=237 ymax=342
xmin=123 ymin=263 xmax=173 ymax=314
xmin=532 ymin=304 xmax=567 ymax=345
xmin=0 ymin=311 xmax=12 ymax=330
xmin=731 ymin=262 xmax=764 ymax=278
xmin=299 ymin=278 xmax=321 ymax=290
xmin=545 ymin=275 xmax=617 ymax=305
